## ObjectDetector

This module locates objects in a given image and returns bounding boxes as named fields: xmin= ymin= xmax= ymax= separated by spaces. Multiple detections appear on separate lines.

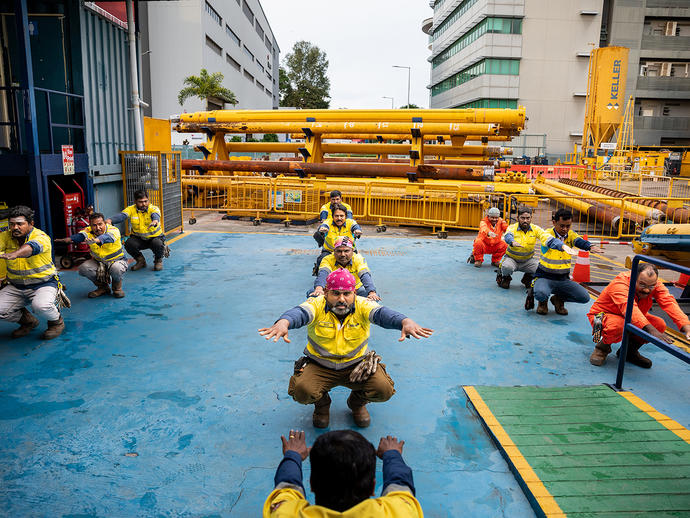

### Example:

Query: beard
xmin=331 ymin=303 xmax=351 ymax=316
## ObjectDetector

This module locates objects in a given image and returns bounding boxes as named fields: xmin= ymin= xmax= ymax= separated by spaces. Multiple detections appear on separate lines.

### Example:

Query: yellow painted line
xmin=158 ymin=229 xmax=444 ymax=241
xmin=618 ymin=391 xmax=690 ymax=444
xmin=463 ymin=386 xmax=566 ymax=518
xmin=166 ymin=232 xmax=190 ymax=245
xmin=590 ymin=252 xmax=627 ymax=269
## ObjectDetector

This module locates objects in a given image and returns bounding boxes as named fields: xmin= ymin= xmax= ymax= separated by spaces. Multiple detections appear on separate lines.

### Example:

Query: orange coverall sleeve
xmin=478 ymin=219 xmax=489 ymax=238
xmin=607 ymin=280 xmax=651 ymax=329
xmin=653 ymin=283 xmax=690 ymax=330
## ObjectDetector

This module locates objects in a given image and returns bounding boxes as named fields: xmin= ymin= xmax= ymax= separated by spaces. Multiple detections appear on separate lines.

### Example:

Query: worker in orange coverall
xmin=588 ymin=262 xmax=690 ymax=368
xmin=469 ymin=207 xmax=508 ymax=268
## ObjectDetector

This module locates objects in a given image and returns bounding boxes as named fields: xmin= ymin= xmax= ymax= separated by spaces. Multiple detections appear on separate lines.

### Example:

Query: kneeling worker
xmin=313 ymin=190 xmax=353 ymax=248
xmin=470 ymin=207 xmax=507 ymax=267
xmin=498 ymin=206 xmax=545 ymax=289
xmin=259 ymin=269 xmax=433 ymax=428
xmin=588 ymin=263 xmax=690 ymax=368
xmin=56 ymin=213 xmax=128 ymax=298
xmin=313 ymin=204 xmax=362 ymax=274
xmin=108 ymin=189 xmax=166 ymax=271
xmin=0 ymin=205 xmax=65 ymax=339
xmin=310 ymin=236 xmax=380 ymax=300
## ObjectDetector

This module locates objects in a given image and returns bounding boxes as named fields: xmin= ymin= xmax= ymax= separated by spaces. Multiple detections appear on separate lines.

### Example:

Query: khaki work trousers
xmin=288 ymin=360 xmax=395 ymax=406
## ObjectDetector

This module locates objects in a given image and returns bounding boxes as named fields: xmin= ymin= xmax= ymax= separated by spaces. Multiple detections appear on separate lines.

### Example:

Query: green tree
xmin=178 ymin=69 xmax=238 ymax=109
xmin=262 ymin=133 xmax=279 ymax=142
xmin=399 ymin=103 xmax=420 ymax=109
xmin=280 ymin=41 xmax=330 ymax=109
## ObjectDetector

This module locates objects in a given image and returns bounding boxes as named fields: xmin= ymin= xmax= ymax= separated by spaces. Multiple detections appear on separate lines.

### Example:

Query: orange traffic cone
xmin=675 ymin=273 xmax=690 ymax=289
xmin=571 ymin=248 xmax=591 ymax=283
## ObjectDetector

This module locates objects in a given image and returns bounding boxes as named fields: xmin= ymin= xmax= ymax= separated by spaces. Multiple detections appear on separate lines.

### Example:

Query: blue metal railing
xmin=34 ymin=87 xmax=86 ymax=154
xmin=0 ymin=86 xmax=24 ymax=152
xmin=615 ymin=255 xmax=690 ymax=389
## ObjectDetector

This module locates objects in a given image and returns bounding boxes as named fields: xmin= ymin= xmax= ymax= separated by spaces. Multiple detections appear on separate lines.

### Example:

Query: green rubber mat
xmin=464 ymin=385 xmax=690 ymax=518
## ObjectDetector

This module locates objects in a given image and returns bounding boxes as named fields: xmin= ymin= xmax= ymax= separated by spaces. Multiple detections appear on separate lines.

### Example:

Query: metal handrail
xmin=615 ymin=255 xmax=690 ymax=389
xmin=34 ymin=86 xmax=86 ymax=154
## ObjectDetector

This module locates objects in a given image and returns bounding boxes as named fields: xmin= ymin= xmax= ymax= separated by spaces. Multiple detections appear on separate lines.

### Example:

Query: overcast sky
xmin=260 ymin=0 xmax=433 ymax=109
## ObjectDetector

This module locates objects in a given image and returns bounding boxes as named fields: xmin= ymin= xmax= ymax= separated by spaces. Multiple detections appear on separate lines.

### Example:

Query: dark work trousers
xmin=313 ymin=230 xmax=325 ymax=247
xmin=125 ymin=235 xmax=166 ymax=261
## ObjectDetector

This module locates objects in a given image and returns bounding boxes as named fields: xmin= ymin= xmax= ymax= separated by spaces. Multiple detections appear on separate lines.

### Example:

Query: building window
xmin=265 ymin=87 xmax=272 ymax=97
xmin=255 ymin=21 xmax=264 ymax=40
xmin=264 ymin=35 xmax=273 ymax=52
xmin=242 ymin=0 xmax=254 ymax=24
xmin=431 ymin=59 xmax=520 ymax=97
xmin=257 ymin=62 xmax=264 ymax=74
xmin=266 ymin=71 xmax=272 ymax=81
xmin=205 ymin=1 xmax=221 ymax=25
xmin=433 ymin=0 xmax=448 ymax=13
xmin=205 ymin=35 xmax=222 ymax=56
xmin=256 ymin=79 xmax=265 ymax=91
xmin=244 ymin=70 xmax=255 ymax=82
xmin=226 ymin=25 xmax=240 ymax=46
xmin=432 ymin=17 xmax=522 ymax=69
xmin=226 ymin=53 xmax=241 ymax=71
xmin=432 ymin=0 xmax=479 ymax=41
xmin=243 ymin=45 xmax=255 ymax=62
xmin=454 ymin=98 xmax=518 ymax=109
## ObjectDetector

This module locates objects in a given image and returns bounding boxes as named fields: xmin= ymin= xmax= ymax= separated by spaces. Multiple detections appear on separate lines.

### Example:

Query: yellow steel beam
xmin=287 ymin=134 xmax=512 ymax=141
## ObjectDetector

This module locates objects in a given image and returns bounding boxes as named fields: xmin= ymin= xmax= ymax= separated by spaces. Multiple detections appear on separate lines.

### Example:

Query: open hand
xmin=399 ymin=318 xmax=433 ymax=341
xmin=281 ymin=430 xmax=310 ymax=460
xmin=589 ymin=245 xmax=603 ymax=254
xmin=258 ymin=319 xmax=291 ymax=343
xmin=367 ymin=291 xmax=381 ymax=301
xmin=377 ymin=436 xmax=404 ymax=458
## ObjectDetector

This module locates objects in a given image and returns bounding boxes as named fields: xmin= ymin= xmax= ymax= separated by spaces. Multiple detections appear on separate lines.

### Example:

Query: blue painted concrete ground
xmin=1 ymin=231 xmax=689 ymax=517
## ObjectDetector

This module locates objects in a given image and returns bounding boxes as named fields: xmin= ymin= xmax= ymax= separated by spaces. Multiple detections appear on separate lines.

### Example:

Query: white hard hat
xmin=487 ymin=207 xmax=500 ymax=217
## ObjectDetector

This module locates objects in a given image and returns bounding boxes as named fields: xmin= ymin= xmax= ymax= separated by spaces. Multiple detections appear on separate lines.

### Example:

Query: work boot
xmin=499 ymin=275 xmax=512 ymax=289
xmin=536 ymin=300 xmax=549 ymax=315
xmin=41 ymin=315 xmax=65 ymax=340
xmin=474 ymin=260 xmax=483 ymax=268
xmin=131 ymin=256 xmax=147 ymax=271
xmin=521 ymin=273 xmax=534 ymax=288
xmin=616 ymin=343 xmax=652 ymax=369
xmin=550 ymin=295 xmax=568 ymax=315
xmin=495 ymin=272 xmax=503 ymax=287
xmin=88 ymin=283 xmax=111 ymax=298
xmin=589 ymin=341 xmax=612 ymax=366
xmin=347 ymin=393 xmax=371 ymax=428
xmin=111 ymin=281 xmax=125 ymax=298
xmin=312 ymin=393 xmax=331 ymax=428
xmin=153 ymin=259 xmax=163 ymax=271
xmin=11 ymin=308 xmax=39 ymax=339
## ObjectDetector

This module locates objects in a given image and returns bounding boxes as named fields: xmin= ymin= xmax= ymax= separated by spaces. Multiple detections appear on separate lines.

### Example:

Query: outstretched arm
xmin=377 ymin=436 xmax=416 ymax=496
xmin=370 ymin=307 xmax=434 ymax=340
xmin=258 ymin=305 xmax=312 ymax=342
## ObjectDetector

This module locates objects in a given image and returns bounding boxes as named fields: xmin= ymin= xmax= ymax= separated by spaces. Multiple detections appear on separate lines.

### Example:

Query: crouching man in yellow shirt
xmin=263 ymin=429 xmax=423 ymax=517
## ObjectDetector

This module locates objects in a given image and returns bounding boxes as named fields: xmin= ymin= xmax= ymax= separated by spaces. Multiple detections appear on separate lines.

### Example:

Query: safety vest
xmin=318 ymin=253 xmax=369 ymax=290
xmin=80 ymin=224 xmax=124 ymax=264
xmin=505 ymin=223 xmax=545 ymax=261
xmin=263 ymin=487 xmax=423 ymax=517
xmin=320 ymin=201 xmax=353 ymax=219
xmin=122 ymin=204 xmax=163 ymax=238
xmin=0 ymin=228 xmax=57 ymax=287
xmin=538 ymin=228 xmax=580 ymax=277
xmin=323 ymin=219 xmax=358 ymax=252
xmin=298 ymin=295 xmax=379 ymax=370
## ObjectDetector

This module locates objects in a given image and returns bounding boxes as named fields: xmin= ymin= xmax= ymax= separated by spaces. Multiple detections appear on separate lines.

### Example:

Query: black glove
xmin=525 ymin=286 xmax=534 ymax=311
xmin=293 ymin=356 xmax=309 ymax=375
xmin=592 ymin=312 xmax=604 ymax=343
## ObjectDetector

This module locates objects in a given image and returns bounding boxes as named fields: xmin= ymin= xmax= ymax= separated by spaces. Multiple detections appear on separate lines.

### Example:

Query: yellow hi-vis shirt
xmin=80 ymin=224 xmax=125 ymax=264
xmin=504 ymin=222 xmax=547 ymax=262
xmin=0 ymin=228 xmax=57 ymax=287
xmin=298 ymin=295 xmax=380 ymax=370
xmin=318 ymin=253 xmax=369 ymax=290
xmin=122 ymin=204 xmax=163 ymax=238
xmin=323 ymin=219 xmax=359 ymax=252
xmin=538 ymin=227 xmax=580 ymax=276
xmin=263 ymin=487 xmax=423 ymax=517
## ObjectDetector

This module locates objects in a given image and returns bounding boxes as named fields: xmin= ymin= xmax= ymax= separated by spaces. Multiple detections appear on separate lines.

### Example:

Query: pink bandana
xmin=326 ymin=268 xmax=356 ymax=291
xmin=334 ymin=236 xmax=354 ymax=249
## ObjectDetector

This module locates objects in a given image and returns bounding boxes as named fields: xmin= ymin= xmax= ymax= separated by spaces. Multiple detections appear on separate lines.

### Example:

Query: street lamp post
xmin=382 ymin=96 xmax=394 ymax=109
xmin=393 ymin=65 xmax=411 ymax=108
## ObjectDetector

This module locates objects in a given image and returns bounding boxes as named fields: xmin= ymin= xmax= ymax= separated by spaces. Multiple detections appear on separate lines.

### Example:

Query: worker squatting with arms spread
xmin=529 ymin=208 xmax=602 ymax=315
xmin=470 ymin=207 xmax=508 ymax=268
xmin=259 ymin=269 xmax=433 ymax=429
xmin=55 ymin=213 xmax=129 ymax=299
xmin=264 ymin=430 xmax=422 ymax=517
xmin=313 ymin=190 xmax=353 ymax=249
xmin=107 ymin=189 xmax=167 ymax=272
xmin=0 ymin=205 xmax=65 ymax=340
xmin=309 ymin=236 xmax=380 ymax=301
xmin=313 ymin=204 xmax=362 ymax=275
xmin=588 ymin=262 xmax=690 ymax=368
xmin=497 ymin=206 xmax=546 ymax=290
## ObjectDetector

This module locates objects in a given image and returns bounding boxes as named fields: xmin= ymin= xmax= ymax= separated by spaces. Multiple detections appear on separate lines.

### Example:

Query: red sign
xmin=62 ymin=145 xmax=75 ymax=175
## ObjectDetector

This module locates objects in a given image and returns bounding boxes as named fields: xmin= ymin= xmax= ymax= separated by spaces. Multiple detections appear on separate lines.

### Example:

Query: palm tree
xmin=178 ymin=69 xmax=238 ymax=109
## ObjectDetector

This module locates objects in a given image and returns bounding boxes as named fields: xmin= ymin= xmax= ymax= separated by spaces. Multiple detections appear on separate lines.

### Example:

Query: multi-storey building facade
xmin=141 ymin=0 xmax=279 ymax=126
xmin=425 ymin=0 xmax=690 ymax=159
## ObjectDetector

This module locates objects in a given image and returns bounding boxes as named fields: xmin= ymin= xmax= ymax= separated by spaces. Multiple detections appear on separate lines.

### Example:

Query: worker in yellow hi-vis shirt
xmin=263 ymin=429 xmax=423 ymax=517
